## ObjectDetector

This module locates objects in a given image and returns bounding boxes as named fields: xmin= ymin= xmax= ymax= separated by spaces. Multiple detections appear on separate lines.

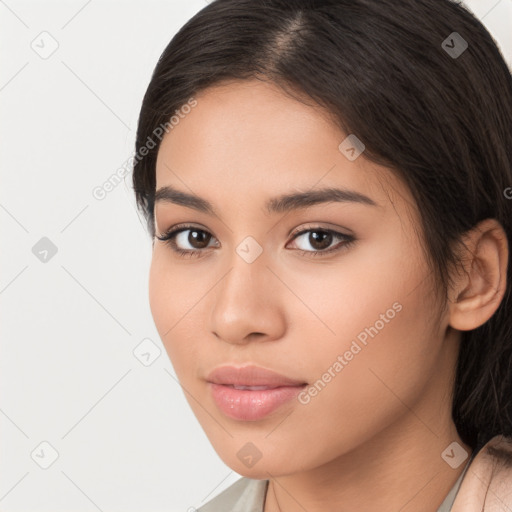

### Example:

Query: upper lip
xmin=206 ymin=365 xmax=307 ymax=388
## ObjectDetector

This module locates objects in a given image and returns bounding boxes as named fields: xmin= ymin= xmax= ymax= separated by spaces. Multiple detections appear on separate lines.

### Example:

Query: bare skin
xmin=148 ymin=78 xmax=508 ymax=511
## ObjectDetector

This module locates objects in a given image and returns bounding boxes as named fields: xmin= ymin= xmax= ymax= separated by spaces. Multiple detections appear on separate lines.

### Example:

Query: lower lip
xmin=208 ymin=383 xmax=306 ymax=421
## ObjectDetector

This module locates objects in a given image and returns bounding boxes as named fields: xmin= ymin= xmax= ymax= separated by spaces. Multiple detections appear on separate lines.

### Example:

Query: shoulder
xmin=451 ymin=434 xmax=512 ymax=512
xmin=196 ymin=477 xmax=268 ymax=512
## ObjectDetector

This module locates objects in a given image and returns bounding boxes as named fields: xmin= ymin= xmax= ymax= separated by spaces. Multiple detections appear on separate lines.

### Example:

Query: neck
xmin=264 ymin=330 xmax=472 ymax=512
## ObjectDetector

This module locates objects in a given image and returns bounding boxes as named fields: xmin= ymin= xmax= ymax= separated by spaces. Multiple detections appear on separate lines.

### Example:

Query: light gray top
xmin=197 ymin=455 xmax=474 ymax=512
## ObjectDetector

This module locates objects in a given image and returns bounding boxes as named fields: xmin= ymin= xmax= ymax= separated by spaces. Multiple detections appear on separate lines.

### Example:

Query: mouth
xmin=206 ymin=365 xmax=308 ymax=421
xmin=224 ymin=384 xmax=280 ymax=390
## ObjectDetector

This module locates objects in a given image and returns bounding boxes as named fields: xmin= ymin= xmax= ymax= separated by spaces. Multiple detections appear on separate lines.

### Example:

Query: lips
xmin=206 ymin=365 xmax=306 ymax=388
xmin=206 ymin=365 xmax=307 ymax=421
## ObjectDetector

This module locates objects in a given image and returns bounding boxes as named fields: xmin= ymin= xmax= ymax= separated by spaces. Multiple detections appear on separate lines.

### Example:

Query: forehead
xmin=154 ymin=79 xmax=415 ymax=218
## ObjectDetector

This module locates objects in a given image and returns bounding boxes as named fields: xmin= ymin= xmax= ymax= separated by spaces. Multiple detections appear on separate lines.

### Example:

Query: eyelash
xmin=156 ymin=223 xmax=356 ymax=259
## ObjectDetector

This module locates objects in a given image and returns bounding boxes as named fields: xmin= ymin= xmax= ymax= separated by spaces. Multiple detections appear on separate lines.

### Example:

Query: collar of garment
xmin=197 ymin=434 xmax=512 ymax=512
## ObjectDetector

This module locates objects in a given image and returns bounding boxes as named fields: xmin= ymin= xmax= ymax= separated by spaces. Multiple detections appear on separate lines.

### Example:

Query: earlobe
xmin=448 ymin=218 xmax=509 ymax=332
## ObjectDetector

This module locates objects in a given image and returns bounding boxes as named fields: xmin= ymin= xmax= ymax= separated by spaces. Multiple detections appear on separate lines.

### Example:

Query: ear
xmin=448 ymin=218 xmax=509 ymax=331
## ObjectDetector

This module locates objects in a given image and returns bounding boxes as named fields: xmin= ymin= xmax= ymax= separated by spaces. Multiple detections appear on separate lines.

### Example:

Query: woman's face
xmin=149 ymin=79 xmax=456 ymax=477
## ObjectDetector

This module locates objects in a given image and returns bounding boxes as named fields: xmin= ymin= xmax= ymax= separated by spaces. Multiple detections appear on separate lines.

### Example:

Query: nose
xmin=209 ymin=245 xmax=286 ymax=346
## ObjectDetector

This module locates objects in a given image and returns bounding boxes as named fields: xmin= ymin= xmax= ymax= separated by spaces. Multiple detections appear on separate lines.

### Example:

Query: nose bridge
xmin=216 ymin=235 xmax=269 ymax=314
xmin=209 ymin=234 xmax=284 ymax=344
xmin=219 ymin=228 xmax=268 ymax=284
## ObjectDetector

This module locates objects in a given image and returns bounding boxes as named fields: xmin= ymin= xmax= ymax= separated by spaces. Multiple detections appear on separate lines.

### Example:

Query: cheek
xmin=148 ymin=250 xmax=199 ymax=370
xmin=289 ymin=237 xmax=439 ymax=417
xmin=284 ymin=230 xmax=424 ymax=357
xmin=293 ymin=268 xmax=440 ymax=439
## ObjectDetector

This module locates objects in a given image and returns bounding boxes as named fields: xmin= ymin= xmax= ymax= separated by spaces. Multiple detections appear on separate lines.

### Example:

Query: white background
xmin=1 ymin=1 xmax=511 ymax=511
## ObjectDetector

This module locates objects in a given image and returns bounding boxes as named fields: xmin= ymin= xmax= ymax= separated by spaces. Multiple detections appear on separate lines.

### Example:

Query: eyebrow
xmin=154 ymin=185 xmax=379 ymax=217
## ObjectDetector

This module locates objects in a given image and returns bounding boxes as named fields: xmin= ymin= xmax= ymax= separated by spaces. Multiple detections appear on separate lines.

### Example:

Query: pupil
xmin=310 ymin=231 xmax=331 ymax=250
xmin=190 ymin=230 xmax=210 ymax=248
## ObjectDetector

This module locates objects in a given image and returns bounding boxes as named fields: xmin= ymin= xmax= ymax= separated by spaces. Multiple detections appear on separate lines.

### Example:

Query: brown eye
xmin=288 ymin=227 xmax=355 ymax=257
xmin=306 ymin=231 xmax=333 ymax=250
xmin=185 ymin=229 xmax=212 ymax=249
xmin=156 ymin=224 xmax=218 ymax=256
xmin=156 ymin=224 xmax=355 ymax=259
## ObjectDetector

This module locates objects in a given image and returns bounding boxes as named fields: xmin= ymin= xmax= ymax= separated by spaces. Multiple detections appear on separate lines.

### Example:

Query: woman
xmin=132 ymin=0 xmax=512 ymax=510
